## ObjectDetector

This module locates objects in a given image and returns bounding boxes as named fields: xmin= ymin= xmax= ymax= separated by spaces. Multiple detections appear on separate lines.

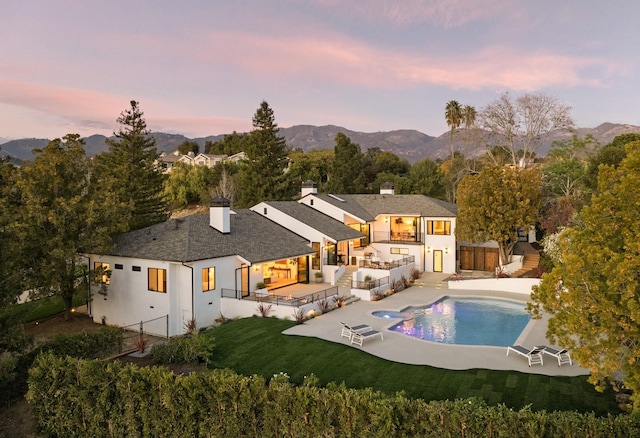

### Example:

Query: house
xmin=297 ymin=181 xmax=458 ymax=274
xmin=250 ymin=200 xmax=365 ymax=282
xmin=87 ymin=198 xmax=314 ymax=336
xmin=158 ymin=151 xmax=248 ymax=173
xmin=193 ymin=153 xmax=227 ymax=167
xmin=87 ymin=181 xmax=459 ymax=335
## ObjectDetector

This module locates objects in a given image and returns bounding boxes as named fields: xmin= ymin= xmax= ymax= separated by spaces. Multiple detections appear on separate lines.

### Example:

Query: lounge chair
xmin=340 ymin=322 xmax=372 ymax=340
xmin=536 ymin=345 xmax=572 ymax=366
xmin=506 ymin=345 xmax=544 ymax=366
xmin=351 ymin=329 xmax=383 ymax=347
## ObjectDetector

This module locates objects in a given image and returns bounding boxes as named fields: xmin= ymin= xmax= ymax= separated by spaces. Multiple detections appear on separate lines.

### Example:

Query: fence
xmin=359 ymin=255 xmax=415 ymax=270
xmin=351 ymin=276 xmax=389 ymax=290
xmin=221 ymin=286 xmax=339 ymax=307
xmin=120 ymin=314 xmax=169 ymax=352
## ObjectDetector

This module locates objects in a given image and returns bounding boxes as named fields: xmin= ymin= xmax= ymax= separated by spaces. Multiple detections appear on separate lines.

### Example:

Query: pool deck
xmin=283 ymin=273 xmax=589 ymax=376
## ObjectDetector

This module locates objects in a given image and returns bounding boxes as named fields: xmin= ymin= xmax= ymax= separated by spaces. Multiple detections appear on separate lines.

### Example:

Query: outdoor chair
xmin=506 ymin=345 xmax=544 ymax=366
xmin=535 ymin=345 xmax=572 ymax=366
xmin=340 ymin=322 xmax=372 ymax=340
xmin=350 ymin=329 xmax=384 ymax=347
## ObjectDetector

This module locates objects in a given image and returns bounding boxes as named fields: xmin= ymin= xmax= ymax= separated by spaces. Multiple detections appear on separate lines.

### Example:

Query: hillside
xmin=2 ymin=123 xmax=639 ymax=164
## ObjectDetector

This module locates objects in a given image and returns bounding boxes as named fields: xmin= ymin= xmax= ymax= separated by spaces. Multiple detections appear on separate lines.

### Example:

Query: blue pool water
xmin=372 ymin=297 xmax=530 ymax=347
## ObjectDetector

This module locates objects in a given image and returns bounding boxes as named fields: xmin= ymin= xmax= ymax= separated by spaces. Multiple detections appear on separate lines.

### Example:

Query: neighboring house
xmin=158 ymin=152 xmax=181 ymax=172
xmin=250 ymin=200 xmax=365 ymax=276
xmin=158 ymin=151 xmax=248 ymax=173
xmin=225 ymin=151 xmax=248 ymax=164
xmin=193 ymin=153 xmax=227 ymax=167
xmin=87 ymin=198 xmax=314 ymax=336
xmin=297 ymin=181 xmax=458 ymax=274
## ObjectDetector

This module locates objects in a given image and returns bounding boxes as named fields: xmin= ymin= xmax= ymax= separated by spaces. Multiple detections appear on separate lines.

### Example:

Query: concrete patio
xmin=283 ymin=272 xmax=589 ymax=376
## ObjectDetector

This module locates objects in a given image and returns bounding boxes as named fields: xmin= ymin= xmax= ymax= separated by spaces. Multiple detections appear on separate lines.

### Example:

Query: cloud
xmin=313 ymin=0 xmax=508 ymax=27
xmin=188 ymin=30 xmax=617 ymax=92
xmin=0 ymin=79 xmax=250 ymax=137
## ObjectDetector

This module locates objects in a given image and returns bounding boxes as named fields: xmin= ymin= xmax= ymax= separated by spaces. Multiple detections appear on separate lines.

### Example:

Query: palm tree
xmin=461 ymin=105 xmax=477 ymax=130
xmin=445 ymin=100 xmax=462 ymax=162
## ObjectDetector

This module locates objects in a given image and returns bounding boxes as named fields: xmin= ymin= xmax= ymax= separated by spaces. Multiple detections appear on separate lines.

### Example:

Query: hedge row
xmin=1 ymin=326 xmax=123 ymax=405
xmin=28 ymin=353 xmax=639 ymax=438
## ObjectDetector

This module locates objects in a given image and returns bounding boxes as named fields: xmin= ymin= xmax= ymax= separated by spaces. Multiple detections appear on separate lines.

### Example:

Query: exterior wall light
xmin=445 ymin=248 xmax=449 ymax=254
xmin=427 ymin=247 xmax=431 ymax=253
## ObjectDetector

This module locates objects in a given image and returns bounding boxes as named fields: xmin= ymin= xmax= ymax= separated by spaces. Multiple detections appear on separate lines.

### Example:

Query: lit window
xmin=94 ymin=262 xmax=110 ymax=284
xmin=202 ymin=267 xmax=215 ymax=292
xmin=148 ymin=268 xmax=167 ymax=293
xmin=427 ymin=220 xmax=451 ymax=235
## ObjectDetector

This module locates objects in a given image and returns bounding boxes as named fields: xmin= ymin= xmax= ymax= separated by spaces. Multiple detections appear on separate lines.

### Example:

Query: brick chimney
xmin=210 ymin=197 xmax=230 ymax=233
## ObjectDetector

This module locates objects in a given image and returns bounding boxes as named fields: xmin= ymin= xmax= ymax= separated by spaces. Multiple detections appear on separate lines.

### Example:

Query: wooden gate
xmin=459 ymin=246 xmax=499 ymax=272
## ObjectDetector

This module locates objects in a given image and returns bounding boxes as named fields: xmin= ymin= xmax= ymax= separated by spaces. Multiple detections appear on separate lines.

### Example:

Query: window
xmin=132 ymin=266 xmax=141 ymax=272
xmin=114 ymin=264 xmax=123 ymax=270
xmin=427 ymin=220 xmax=451 ymax=235
xmin=94 ymin=262 xmax=110 ymax=284
xmin=349 ymin=223 xmax=370 ymax=247
xmin=148 ymin=268 xmax=167 ymax=293
xmin=202 ymin=267 xmax=215 ymax=292
xmin=390 ymin=248 xmax=409 ymax=255
xmin=311 ymin=242 xmax=320 ymax=270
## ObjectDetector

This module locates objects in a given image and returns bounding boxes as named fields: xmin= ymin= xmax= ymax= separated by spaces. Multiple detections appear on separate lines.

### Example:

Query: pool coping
xmin=283 ymin=278 xmax=589 ymax=376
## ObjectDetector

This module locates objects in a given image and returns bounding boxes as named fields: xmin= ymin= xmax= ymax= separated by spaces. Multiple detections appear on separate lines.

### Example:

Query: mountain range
xmin=2 ymin=123 xmax=639 ymax=164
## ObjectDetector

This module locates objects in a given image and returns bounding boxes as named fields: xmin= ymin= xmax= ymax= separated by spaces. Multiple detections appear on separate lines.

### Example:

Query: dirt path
xmin=1 ymin=313 xmax=106 ymax=438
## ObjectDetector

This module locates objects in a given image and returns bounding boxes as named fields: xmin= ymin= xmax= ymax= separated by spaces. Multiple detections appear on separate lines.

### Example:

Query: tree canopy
xmin=478 ymin=92 xmax=573 ymax=167
xmin=456 ymin=165 xmax=542 ymax=264
xmin=13 ymin=135 xmax=120 ymax=320
xmin=529 ymin=141 xmax=640 ymax=409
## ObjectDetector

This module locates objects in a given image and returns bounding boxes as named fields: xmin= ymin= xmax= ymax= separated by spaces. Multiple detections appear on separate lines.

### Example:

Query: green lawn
xmin=1 ymin=293 xmax=88 ymax=323
xmin=207 ymin=316 xmax=617 ymax=416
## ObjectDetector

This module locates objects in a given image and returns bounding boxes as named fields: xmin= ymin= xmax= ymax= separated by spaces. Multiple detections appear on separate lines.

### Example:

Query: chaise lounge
xmin=506 ymin=345 xmax=544 ymax=366
xmin=535 ymin=345 xmax=572 ymax=366
xmin=350 ymin=329 xmax=383 ymax=347
xmin=340 ymin=322 xmax=372 ymax=340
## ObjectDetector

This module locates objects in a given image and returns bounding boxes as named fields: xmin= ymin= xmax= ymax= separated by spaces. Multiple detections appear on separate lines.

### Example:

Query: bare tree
xmin=478 ymin=92 xmax=574 ymax=167
xmin=211 ymin=167 xmax=236 ymax=203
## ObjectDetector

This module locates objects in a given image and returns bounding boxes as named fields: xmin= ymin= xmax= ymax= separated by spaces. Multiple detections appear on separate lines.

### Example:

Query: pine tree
xmin=326 ymin=133 xmax=366 ymax=194
xmin=235 ymin=101 xmax=294 ymax=207
xmin=95 ymin=101 xmax=169 ymax=231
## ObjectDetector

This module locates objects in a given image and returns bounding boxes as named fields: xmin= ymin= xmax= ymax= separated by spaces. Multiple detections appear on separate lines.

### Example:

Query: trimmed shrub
xmin=28 ymin=354 xmax=640 ymax=438
xmin=151 ymin=333 xmax=214 ymax=365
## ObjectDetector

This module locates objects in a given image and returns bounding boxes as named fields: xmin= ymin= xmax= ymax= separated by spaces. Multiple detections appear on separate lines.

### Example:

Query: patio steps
xmin=512 ymin=253 xmax=541 ymax=278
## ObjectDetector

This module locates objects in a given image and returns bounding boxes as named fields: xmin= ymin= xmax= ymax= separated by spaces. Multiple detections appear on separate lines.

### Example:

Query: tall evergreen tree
xmin=94 ymin=101 xmax=169 ymax=231
xmin=326 ymin=133 xmax=366 ymax=194
xmin=235 ymin=101 xmax=294 ymax=207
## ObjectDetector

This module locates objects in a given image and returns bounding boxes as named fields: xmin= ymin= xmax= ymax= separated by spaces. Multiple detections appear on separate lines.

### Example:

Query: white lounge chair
xmin=340 ymin=322 xmax=372 ymax=340
xmin=506 ymin=345 xmax=544 ymax=366
xmin=350 ymin=329 xmax=383 ymax=347
xmin=536 ymin=345 xmax=572 ymax=366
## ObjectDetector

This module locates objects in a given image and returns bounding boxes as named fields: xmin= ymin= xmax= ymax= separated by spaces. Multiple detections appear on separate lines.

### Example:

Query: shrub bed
xmin=28 ymin=353 xmax=639 ymax=438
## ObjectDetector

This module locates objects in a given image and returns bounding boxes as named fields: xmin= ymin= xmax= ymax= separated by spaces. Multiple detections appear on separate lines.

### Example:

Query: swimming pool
xmin=372 ymin=296 xmax=530 ymax=347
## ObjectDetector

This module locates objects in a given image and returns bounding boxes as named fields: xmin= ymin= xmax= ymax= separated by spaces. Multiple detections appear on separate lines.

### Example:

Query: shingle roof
xmin=109 ymin=210 xmax=314 ymax=263
xmin=313 ymin=193 xmax=457 ymax=219
xmin=312 ymin=194 xmax=376 ymax=222
xmin=263 ymin=201 xmax=365 ymax=241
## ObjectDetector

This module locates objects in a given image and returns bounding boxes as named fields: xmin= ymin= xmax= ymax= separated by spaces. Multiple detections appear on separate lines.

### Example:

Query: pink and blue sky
xmin=1 ymin=0 xmax=638 ymax=141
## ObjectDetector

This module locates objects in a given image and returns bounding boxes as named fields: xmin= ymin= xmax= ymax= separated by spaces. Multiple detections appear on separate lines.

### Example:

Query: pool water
xmin=372 ymin=297 xmax=530 ymax=347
